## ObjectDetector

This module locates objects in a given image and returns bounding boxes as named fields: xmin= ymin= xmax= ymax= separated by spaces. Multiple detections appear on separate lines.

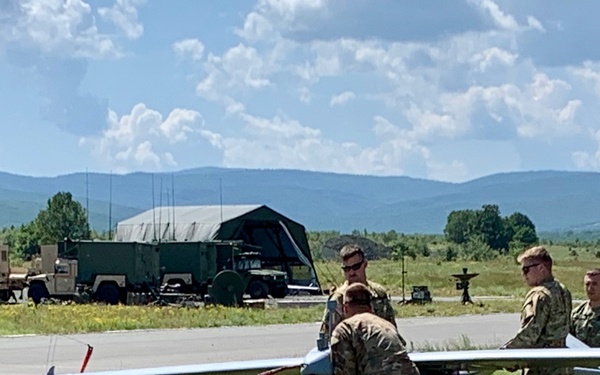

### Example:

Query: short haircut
xmin=339 ymin=243 xmax=365 ymax=262
xmin=517 ymin=245 xmax=553 ymax=268
xmin=586 ymin=268 xmax=600 ymax=277
xmin=343 ymin=283 xmax=371 ymax=307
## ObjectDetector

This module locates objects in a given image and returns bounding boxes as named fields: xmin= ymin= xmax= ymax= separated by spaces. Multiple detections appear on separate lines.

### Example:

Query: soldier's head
xmin=339 ymin=244 xmax=368 ymax=285
xmin=342 ymin=282 xmax=372 ymax=318
xmin=585 ymin=269 xmax=600 ymax=304
xmin=517 ymin=246 xmax=553 ymax=287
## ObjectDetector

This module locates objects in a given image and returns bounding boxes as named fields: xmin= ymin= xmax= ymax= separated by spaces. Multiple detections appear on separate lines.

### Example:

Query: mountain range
xmin=0 ymin=168 xmax=597 ymax=234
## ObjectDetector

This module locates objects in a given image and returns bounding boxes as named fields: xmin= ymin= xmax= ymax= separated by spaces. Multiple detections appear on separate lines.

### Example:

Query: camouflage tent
xmin=114 ymin=204 xmax=319 ymax=288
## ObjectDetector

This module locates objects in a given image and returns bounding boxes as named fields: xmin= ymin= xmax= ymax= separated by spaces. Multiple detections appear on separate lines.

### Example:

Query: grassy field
xmin=0 ymin=243 xmax=591 ymax=336
xmin=315 ymin=244 xmax=596 ymax=300
xmin=0 ymin=299 xmax=523 ymax=335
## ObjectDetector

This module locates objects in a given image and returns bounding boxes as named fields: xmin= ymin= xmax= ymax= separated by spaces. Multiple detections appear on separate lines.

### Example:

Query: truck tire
xmin=96 ymin=284 xmax=120 ymax=305
xmin=270 ymin=285 xmax=288 ymax=299
xmin=247 ymin=280 xmax=268 ymax=299
xmin=28 ymin=283 xmax=49 ymax=305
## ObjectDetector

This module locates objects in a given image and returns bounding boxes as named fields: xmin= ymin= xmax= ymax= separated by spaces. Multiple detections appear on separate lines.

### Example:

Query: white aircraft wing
xmin=58 ymin=346 xmax=600 ymax=375
xmin=58 ymin=357 xmax=304 ymax=375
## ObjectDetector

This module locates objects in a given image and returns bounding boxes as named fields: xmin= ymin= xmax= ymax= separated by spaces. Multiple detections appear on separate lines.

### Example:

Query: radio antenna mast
xmin=158 ymin=177 xmax=163 ymax=242
xmin=108 ymin=171 xmax=113 ymax=239
xmin=85 ymin=168 xmax=89 ymax=224
xmin=219 ymin=177 xmax=224 ymax=224
xmin=171 ymin=173 xmax=175 ymax=240
xmin=152 ymin=174 xmax=156 ymax=241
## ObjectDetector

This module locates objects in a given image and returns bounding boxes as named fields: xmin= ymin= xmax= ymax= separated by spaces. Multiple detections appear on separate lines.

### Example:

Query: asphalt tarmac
xmin=0 ymin=313 xmax=520 ymax=375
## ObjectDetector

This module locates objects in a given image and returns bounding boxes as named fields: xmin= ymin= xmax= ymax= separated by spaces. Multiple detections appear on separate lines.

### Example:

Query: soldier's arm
xmin=383 ymin=294 xmax=398 ymax=328
xmin=502 ymin=292 xmax=550 ymax=348
xmin=331 ymin=327 xmax=357 ymax=375
xmin=570 ymin=309 xmax=577 ymax=335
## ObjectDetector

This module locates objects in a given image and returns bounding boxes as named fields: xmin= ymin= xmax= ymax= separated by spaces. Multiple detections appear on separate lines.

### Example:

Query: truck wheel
xmin=96 ymin=284 xmax=120 ymax=305
xmin=28 ymin=283 xmax=49 ymax=305
xmin=247 ymin=280 xmax=268 ymax=299
xmin=271 ymin=285 xmax=288 ymax=299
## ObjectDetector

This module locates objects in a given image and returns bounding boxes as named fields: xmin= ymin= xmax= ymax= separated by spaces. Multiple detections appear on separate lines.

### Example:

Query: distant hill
xmin=0 ymin=168 xmax=599 ymax=234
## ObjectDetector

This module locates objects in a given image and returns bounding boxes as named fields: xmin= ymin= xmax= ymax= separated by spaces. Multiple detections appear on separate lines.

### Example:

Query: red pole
xmin=80 ymin=345 xmax=94 ymax=373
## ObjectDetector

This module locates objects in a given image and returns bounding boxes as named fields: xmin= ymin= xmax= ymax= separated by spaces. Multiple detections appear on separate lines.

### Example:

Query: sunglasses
xmin=341 ymin=259 xmax=364 ymax=272
xmin=521 ymin=263 xmax=541 ymax=275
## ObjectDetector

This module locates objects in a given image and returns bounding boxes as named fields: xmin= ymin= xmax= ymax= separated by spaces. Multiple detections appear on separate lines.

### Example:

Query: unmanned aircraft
xmin=52 ymin=305 xmax=600 ymax=375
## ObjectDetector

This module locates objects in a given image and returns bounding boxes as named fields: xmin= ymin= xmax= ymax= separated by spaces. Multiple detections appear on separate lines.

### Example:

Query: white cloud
xmin=1 ymin=0 xmax=120 ymax=58
xmin=236 ymin=12 xmax=275 ymax=42
xmin=571 ymin=62 xmax=600 ymax=99
xmin=475 ymin=0 xmax=519 ymax=31
xmin=471 ymin=47 xmax=517 ymax=72
xmin=573 ymin=129 xmax=600 ymax=170
xmin=172 ymin=38 xmax=205 ymax=61
xmin=526 ymin=16 xmax=545 ymax=32
xmin=80 ymin=103 xmax=204 ymax=171
xmin=196 ymin=43 xmax=275 ymax=105
xmin=159 ymin=109 xmax=203 ymax=143
xmin=329 ymin=91 xmax=355 ymax=107
xmin=257 ymin=0 xmax=326 ymax=24
xmin=98 ymin=0 xmax=144 ymax=40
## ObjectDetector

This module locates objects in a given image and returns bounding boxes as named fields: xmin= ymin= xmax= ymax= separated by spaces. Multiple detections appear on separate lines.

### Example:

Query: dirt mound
xmin=321 ymin=235 xmax=391 ymax=260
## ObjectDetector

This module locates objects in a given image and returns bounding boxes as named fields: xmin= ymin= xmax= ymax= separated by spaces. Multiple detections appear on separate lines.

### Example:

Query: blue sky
xmin=1 ymin=0 xmax=600 ymax=182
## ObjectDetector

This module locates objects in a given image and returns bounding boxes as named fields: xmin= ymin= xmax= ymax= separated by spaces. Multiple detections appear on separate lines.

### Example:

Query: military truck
xmin=0 ymin=244 xmax=36 ymax=302
xmin=234 ymin=252 xmax=288 ymax=299
xmin=27 ymin=240 xmax=161 ymax=305
xmin=159 ymin=241 xmax=289 ymax=301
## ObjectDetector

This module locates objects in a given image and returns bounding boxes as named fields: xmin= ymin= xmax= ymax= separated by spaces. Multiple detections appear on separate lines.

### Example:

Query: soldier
xmin=571 ymin=269 xmax=600 ymax=347
xmin=501 ymin=246 xmax=572 ymax=375
xmin=320 ymin=244 xmax=396 ymax=335
xmin=330 ymin=283 xmax=419 ymax=375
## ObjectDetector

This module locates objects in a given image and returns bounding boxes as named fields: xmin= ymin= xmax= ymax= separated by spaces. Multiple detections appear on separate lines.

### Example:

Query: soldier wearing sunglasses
xmin=570 ymin=269 xmax=600 ymax=347
xmin=501 ymin=246 xmax=572 ymax=375
xmin=320 ymin=244 xmax=397 ymax=336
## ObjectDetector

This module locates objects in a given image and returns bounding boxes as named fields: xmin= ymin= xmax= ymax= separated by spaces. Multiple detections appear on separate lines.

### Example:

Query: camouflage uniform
xmin=331 ymin=312 xmax=419 ymax=375
xmin=503 ymin=277 xmax=572 ymax=375
xmin=320 ymin=280 xmax=396 ymax=335
xmin=571 ymin=301 xmax=600 ymax=347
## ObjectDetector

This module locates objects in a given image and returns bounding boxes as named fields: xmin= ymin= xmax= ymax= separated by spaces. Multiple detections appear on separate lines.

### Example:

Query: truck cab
xmin=27 ymin=247 xmax=79 ymax=304
xmin=235 ymin=253 xmax=288 ymax=299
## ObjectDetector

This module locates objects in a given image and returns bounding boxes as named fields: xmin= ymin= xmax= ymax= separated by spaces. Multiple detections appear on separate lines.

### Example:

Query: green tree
xmin=33 ymin=192 xmax=91 ymax=245
xmin=504 ymin=212 xmax=538 ymax=246
xmin=3 ymin=224 xmax=38 ymax=260
xmin=444 ymin=209 xmax=477 ymax=244
xmin=476 ymin=204 xmax=509 ymax=251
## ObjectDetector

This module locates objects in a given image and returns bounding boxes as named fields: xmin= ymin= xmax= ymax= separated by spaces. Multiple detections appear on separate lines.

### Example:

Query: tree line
xmin=0 ymin=192 xmax=95 ymax=261
xmin=444 ymin=204 xmax=538 ymax=252
xmin=1 ymin=192 xmax=540 ymax=264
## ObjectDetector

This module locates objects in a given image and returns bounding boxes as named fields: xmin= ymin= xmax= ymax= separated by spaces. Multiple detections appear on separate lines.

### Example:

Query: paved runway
xmin=0 ymin=313 xmax=520 ymax=375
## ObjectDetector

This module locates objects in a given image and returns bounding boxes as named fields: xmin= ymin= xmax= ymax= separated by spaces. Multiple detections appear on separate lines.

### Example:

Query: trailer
xmin=158 ymin=241 xmax=288 ymax=301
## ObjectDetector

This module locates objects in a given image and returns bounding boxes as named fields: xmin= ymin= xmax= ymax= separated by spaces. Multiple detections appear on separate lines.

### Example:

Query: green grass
xmin=0 ymin=299 xmax=523 ymax=335
xmin=315 ymin=244 xmax=596 ymax=300
xmin=0 ymin=244 xmax=588 ymax=336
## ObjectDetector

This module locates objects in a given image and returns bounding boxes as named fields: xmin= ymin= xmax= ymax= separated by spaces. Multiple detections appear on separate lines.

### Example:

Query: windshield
xmin=236 ymin=259 xmax=262 ymax=271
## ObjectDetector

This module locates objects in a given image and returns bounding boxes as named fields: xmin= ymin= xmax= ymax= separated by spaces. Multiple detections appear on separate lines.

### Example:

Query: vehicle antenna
xmin=85 ymin=168 xmax=89 ymax=224
xmin=152 ymin=174 xmax=156 ymax=241
xmin=219 ymin=177 xmax=224 ymax=224
xmin=171 ymin=173 xmax=175 ymax=241
xmin=158 ymin=177 xmax=163 ymax=242
xmin=108 ymin=171 xmax=113 ymax=239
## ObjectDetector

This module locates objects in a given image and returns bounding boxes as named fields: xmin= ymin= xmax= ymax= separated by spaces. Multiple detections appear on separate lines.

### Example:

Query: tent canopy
xmin=114 ymin=205 xmax=319 ymax=288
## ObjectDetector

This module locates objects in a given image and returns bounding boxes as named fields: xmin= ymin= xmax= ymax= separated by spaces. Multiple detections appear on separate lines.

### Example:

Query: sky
xmin=1 ymin=0 xmax=600 ymax=182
